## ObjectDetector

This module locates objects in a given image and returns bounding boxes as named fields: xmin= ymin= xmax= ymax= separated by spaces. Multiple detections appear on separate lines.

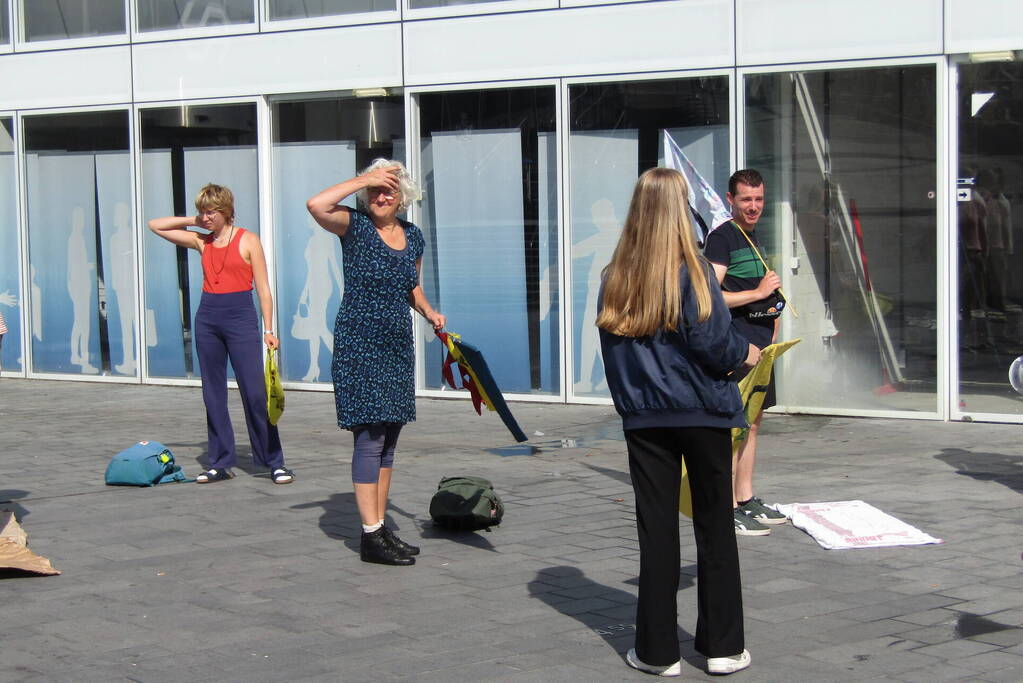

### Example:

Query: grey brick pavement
xmin=1 ymin=378 xmax=1021 ymax=682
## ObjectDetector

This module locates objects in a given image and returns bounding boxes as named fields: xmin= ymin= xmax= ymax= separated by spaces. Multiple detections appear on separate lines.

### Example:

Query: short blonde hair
xmin=195 ymin=183 xmax=235 ymax=222
xmin=357 ymin=158 xmax=421 ymax=212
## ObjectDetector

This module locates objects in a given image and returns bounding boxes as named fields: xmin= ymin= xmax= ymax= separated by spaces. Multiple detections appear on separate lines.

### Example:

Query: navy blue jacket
xmin=598 ymin=261 xmax=749 ymax=431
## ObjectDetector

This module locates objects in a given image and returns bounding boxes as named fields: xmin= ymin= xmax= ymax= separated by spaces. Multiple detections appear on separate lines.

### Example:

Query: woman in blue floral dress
xmin=307 ymin=159 xmax=445 ymax=566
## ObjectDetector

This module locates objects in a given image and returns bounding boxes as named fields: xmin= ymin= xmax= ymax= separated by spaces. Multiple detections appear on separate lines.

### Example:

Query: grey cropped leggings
xmin=351 ymin=422 xmax=403 ymax=484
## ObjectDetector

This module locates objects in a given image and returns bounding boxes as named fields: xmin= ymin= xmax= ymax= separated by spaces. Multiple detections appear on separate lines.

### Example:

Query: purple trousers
xmin=194 ymin=290 xmax=284 ymax=471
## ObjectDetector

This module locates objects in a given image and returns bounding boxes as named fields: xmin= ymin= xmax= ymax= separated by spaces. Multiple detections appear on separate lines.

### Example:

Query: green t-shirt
xmin=703 ymin=221 xmax=775 ymax=348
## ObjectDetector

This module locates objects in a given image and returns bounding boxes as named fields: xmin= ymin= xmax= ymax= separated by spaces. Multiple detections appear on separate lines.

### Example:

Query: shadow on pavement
xmin=0 ymin=489 xmax=30 ymax=521
xmin=290 ymin=493 xmax=443 ymax=555
xmin=934 ymin=448 xmax=1023 ymax=494
xmin=581 ymin=462 xmax=632 ymax=486
xmin=291 ymin=492 xmax=361 ymax=554
xmin=167 ymin=438 xmax=276 ymax=479
xmin=527 ymin=565 xmax=696 ymax=658
xmin=418 ymin=523 xmax=498 ymax=552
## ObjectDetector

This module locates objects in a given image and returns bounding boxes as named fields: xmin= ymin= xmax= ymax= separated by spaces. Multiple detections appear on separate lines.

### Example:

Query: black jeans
xmin=625 ymin=426 xmax=744 ymax=665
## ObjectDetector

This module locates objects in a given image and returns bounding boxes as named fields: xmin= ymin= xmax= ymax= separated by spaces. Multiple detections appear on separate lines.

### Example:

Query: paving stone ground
xmin=1 ymin=378 xmax=1021 ymax=682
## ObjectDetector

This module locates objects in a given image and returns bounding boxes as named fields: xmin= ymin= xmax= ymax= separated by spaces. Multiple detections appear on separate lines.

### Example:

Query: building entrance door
xmin=955 ymin=56 xmax=1023 ymax=420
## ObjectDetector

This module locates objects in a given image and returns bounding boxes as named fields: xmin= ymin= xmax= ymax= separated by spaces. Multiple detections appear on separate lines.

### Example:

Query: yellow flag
xmin=679 ymin=339 xmax=801 ymax=518
xmin=732 ymin=338 xmax=801 ymax=454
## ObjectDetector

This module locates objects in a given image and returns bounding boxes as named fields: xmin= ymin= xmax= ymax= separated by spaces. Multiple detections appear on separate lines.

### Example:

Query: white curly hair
xmin=357 ymin=158 xmax=421 ymax=212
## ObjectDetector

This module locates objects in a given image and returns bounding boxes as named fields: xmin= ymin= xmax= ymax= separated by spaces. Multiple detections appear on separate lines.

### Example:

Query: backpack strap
xmin=729 ymin=221 xmax=797 ymax=318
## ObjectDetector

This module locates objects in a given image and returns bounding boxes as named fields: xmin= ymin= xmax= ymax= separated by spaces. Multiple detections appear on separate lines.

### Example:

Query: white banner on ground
xmin=774 ymin=500 xmax=943 ymax=550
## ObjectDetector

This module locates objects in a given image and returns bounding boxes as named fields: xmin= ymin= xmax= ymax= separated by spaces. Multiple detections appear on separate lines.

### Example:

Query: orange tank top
xmin=201 ymin=227 xmax=253 ymax=294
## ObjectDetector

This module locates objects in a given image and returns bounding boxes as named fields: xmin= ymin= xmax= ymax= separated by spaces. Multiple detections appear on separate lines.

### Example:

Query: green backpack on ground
xmin=429 ymin=476 xmax=504 ymax=531
xmin=104 ymin=441 xmax=189 ymax=486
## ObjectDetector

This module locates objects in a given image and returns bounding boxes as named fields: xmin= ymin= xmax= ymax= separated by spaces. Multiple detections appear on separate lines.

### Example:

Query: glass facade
xmin=22 ymin=0 xmax=125 ymax=41
xmin=267 ymin=0 xmax=393 ymax=20
xmin=140 ymin=103 xmax=258 ymax=379
xmin=0 ymin=117 xmax=18 ymax=371
xmin=0 ymin=1 xmax=1017 ymax=422
xmin=746 ymin=66 xmax=938 ymax=413
xmin=23 ymin=110 xmax=134 ymax=376
xmin=569 ymin=77 xmax=730 ymax=398
xmin=271 ymin=95 xmax=404 ymax=383
xmin=417 ymin=86 xmax=559 ymax=396
xmin=957 ymin=59 xmax=1023 ymax=417
xmin=137 ymin=0 xmax=254 ymax=32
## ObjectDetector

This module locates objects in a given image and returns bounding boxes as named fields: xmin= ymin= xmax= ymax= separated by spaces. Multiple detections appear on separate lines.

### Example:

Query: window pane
xmin=23 ymin=0 xmax=125 ymax=41
xmin=1 ymin=119 xmax=19 ymax=372
xmin=1 ymin=0 xmax=10 ymax=44
xmin=418 ymin=87 xmax=560 ymax=396
xmin=569 ymin=77 xmax=730 ymax=398
xmin=957 ymin=60 xmax=1023 ymax=417
xmin=141 ymin=104 xmax=258 ymax=379
xmin=268 ymin=0 xmax=393 ymax=20
xmin=745 ymin=66 xmax=938 ymax=413
xmin=24 ymin=111 xmax=135 ymax=376
xmin=409 ymin=0 xmax=500 ymax=8
xmin=136 ymin=0 xmax=254 ymax=32
xmin=271 ymin=95 xmax=405 ymax=383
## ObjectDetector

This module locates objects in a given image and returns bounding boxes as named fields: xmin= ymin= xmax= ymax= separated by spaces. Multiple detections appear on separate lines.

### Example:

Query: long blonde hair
xmin=596 ymin=167 xmax=713 ymax=336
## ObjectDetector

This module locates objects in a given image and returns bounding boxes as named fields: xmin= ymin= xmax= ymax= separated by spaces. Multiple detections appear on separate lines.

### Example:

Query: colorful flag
xmin=437 ymin=330 xmax=529 ymax=443
xmin=662 ymin=130 xmax=732 ymax=242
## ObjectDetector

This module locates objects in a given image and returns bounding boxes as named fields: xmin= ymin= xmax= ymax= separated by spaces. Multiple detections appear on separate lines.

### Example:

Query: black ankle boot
xmin=360 ymin=528 xmax=415 ymax=566
xmin=381 ymin=526 xmax=420 ymax=556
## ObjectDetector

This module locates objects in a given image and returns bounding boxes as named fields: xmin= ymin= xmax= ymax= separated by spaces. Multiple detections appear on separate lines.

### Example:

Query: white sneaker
xmin=707 ymin=648 xmax=751 ymax=674
xmin=626 ymin=648 xmax=681 ymax=677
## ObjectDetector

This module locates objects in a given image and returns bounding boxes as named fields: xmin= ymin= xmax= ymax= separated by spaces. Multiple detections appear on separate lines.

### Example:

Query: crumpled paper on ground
xmin=0 ymin=509 xmax=61 ymax=575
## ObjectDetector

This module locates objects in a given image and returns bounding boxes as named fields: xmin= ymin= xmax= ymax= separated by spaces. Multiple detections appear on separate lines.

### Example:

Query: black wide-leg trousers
xmin=625 ymin=426 xmax=744 ymax=666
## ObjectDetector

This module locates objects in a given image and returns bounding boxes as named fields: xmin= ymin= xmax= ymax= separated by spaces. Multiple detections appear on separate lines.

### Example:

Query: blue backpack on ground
xmin=104 ymin=441 xmax=189 ymax=486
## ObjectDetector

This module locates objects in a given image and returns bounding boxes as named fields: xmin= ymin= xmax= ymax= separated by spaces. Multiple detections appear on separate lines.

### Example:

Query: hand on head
xmin=365 ymin=166 xmax=402 ymax=194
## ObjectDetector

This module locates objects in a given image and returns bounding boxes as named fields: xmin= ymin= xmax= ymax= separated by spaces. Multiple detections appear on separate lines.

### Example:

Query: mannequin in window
xmin=67 ymin=206 xmax=98 ymax=373
xmin=109 ymin=201 xmax=137 ymax=375
xmin=293 ymin=215 xmax=343 ymax=382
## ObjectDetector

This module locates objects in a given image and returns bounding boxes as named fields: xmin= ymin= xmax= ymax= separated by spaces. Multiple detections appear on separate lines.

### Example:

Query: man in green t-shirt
xmin=703 ymin=169 xmax=788 ymax=537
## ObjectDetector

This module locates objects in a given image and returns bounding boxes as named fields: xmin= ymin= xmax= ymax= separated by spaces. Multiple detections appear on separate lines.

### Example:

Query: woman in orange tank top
xmin=148 ymin=184 xmax=294 ymax=485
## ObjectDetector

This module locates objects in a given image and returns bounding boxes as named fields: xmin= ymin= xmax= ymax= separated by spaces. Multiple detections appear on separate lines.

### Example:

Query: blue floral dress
xmin=332 ymin=209 xmax=425 ymax=429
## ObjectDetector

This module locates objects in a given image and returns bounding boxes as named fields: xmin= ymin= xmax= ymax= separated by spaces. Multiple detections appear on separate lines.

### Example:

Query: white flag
xmin=662 ymin=130 xmax=732 ymax=242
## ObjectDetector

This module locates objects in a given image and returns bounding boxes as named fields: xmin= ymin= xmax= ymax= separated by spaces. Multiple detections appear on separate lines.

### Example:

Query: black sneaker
xmin=360 ymin=529 xmax=415 ymax=565
xmin=381 ymin=525 xmax=420 ymax=556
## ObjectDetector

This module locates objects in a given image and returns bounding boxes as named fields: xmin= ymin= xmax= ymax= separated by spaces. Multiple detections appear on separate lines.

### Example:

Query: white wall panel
xmin=0 ymin=47 xmax=130 ymax=110
xmin=737 ymin=0 xmax=942 ymax=65
xmin=132 ymin=25 xmax=402 ymax=102
xmin=946 ymin=0 xmax=1023 ymax=54
xmin=404 ymin=0 xmax=732 ymax=85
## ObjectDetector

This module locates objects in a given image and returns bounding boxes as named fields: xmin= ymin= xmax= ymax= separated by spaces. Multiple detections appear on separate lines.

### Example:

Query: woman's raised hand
xmin=363 ymin=166 xmax=401 ymax=193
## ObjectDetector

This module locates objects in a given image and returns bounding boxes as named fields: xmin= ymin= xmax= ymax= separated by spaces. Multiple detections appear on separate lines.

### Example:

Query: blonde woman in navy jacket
xmin=597 ymin=167 xmax=760 ymax=678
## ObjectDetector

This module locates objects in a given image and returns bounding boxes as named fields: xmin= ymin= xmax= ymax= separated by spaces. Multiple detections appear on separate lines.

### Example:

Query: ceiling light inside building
xmin=968 ymin=50 xmax=1015 ymax=63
